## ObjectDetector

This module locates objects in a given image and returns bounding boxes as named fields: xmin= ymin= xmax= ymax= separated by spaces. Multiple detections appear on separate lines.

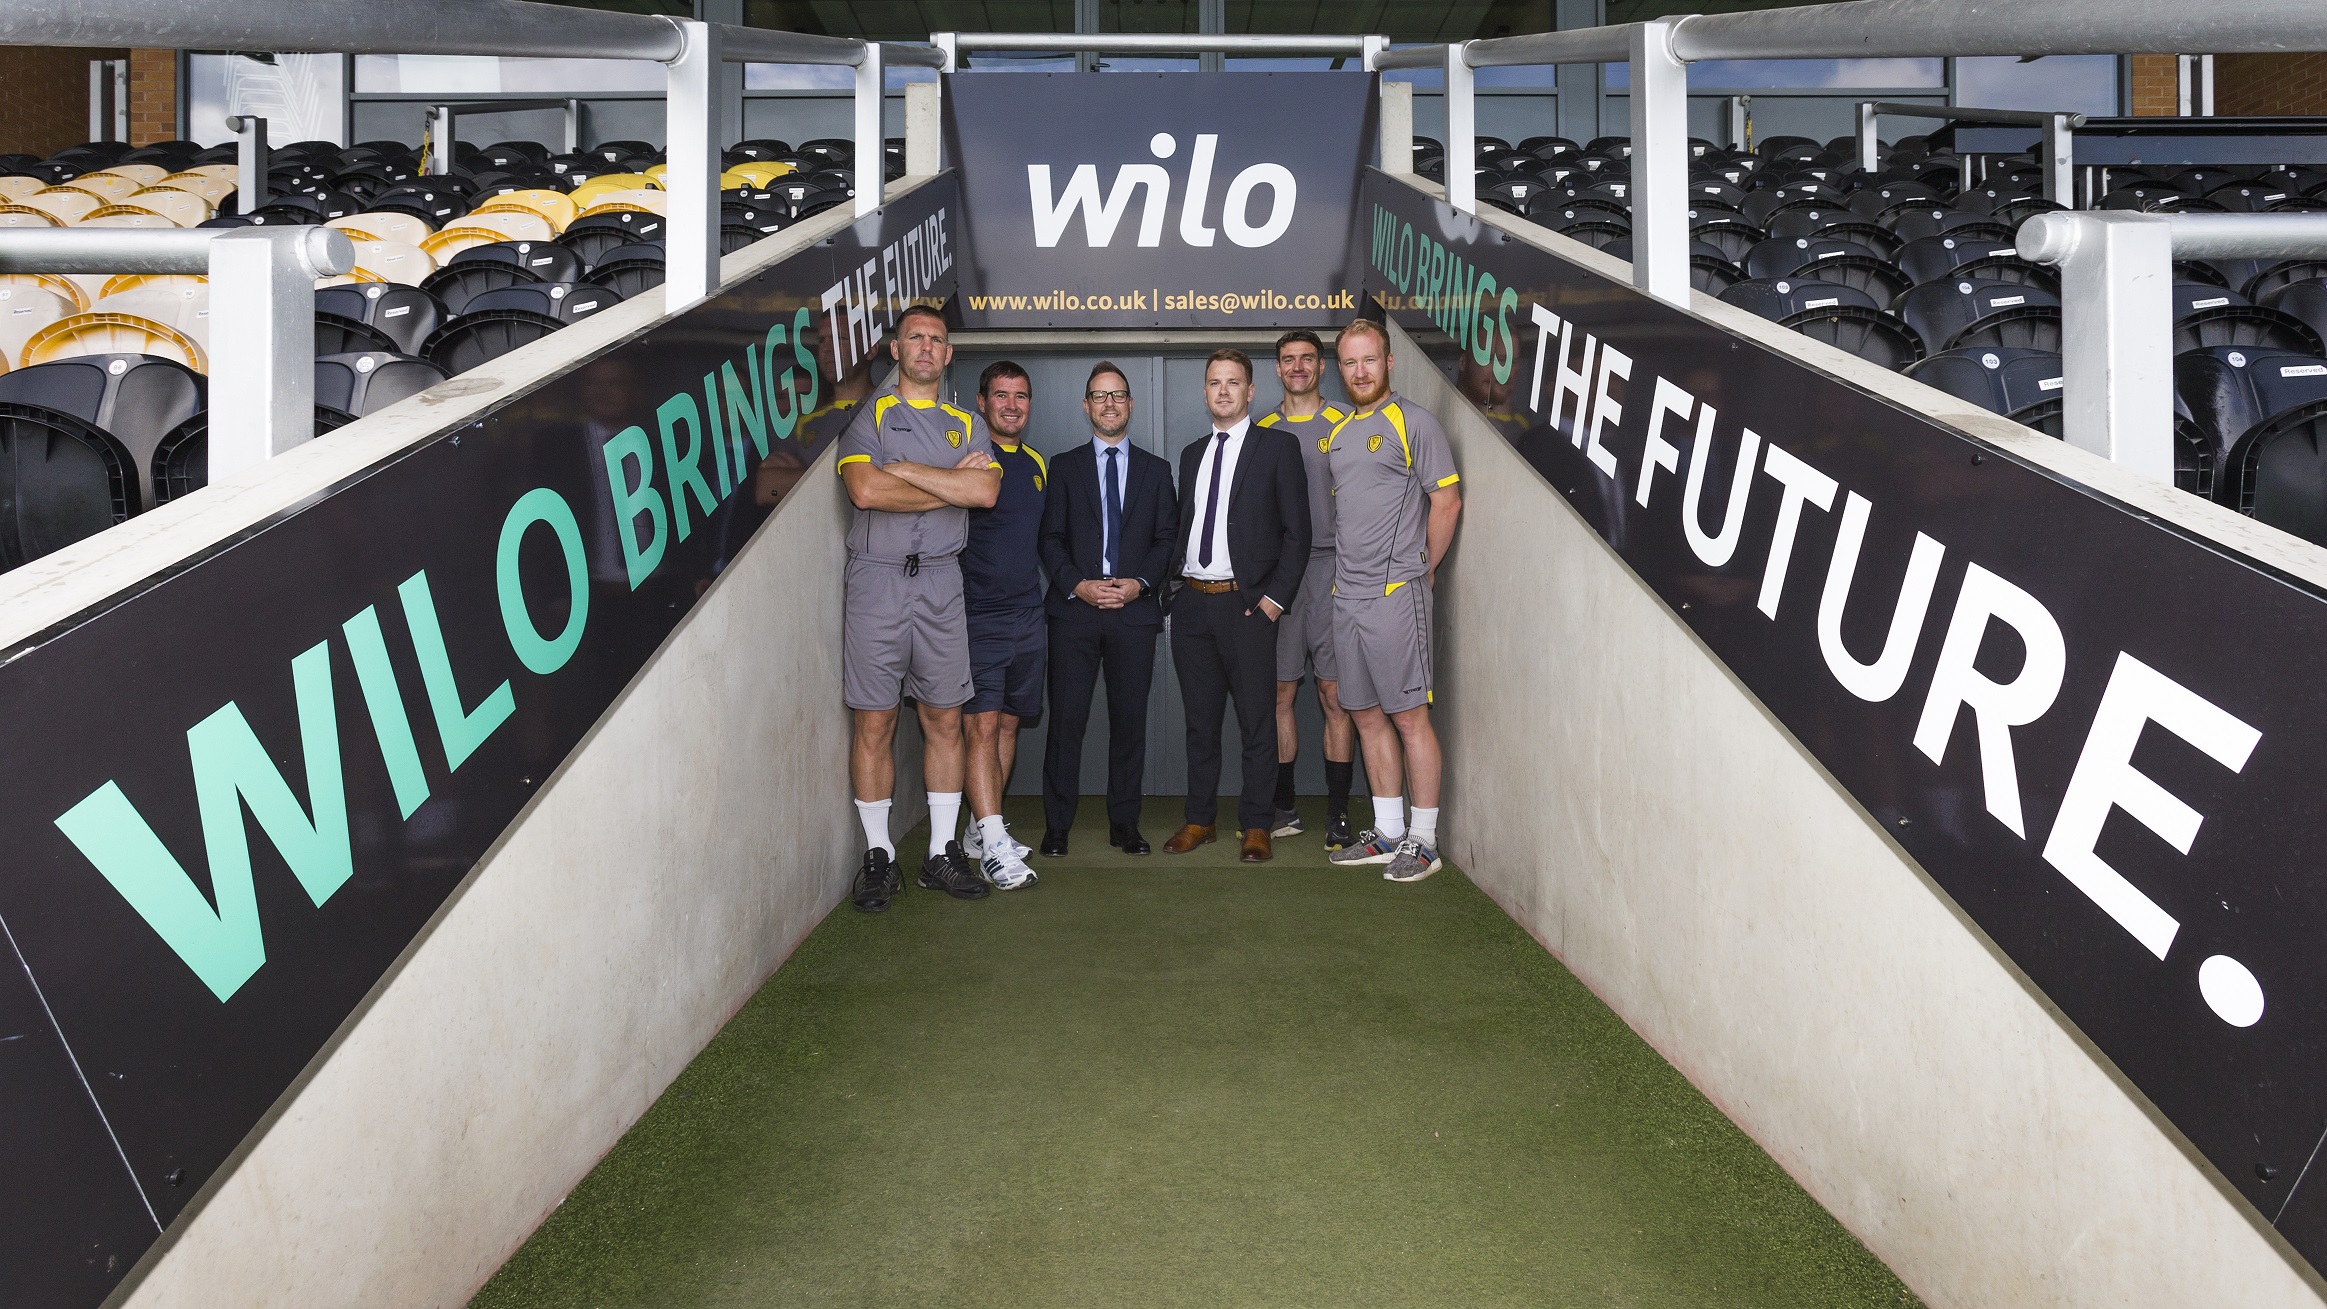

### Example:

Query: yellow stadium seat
xmin=99 ymin=273 xmax=205 ymax=300
xmin=24 ymin=313 xmax=206 ymax=372
xmin=417 ymin=227 xmax=503 ymax=262
xmin=351 ymin=239 xmax=435 ymax=285
xmin=1 ymin=273 xmax=88 ymax=311
xmin=721 ymin=161 xmax=797 ymax=189
xmin=569 ymin=173 xmax=661 ymax=207
xmin=438 ymin=209 xmax=556 ymax=243
xmin=474 ymin=188 xmax=577 ymax=232
xmin=83 ymin=204 xmax=185 ymax=229
xmin=93 ymin=285 xmax=211 ymax=350
xmin=129 ymin=187 xmax=214 ymax=226
xmin=159 ymin=171 xmax=234 ymax=205
xmin=21 ymin=189 xmax=102 ymax=224
xmin=0 ymin=285 xmax=73 ymax=368
xmin=579 ymin=188 xmax=667 ymax=217
xmin=100 ymin=163 xmax=170 ymax=187
xmin=330 ymin=210 xmax=433 ymax=246
xmin=0 ymin=206 xmax=61 ymax=229
xmin=0 ymin=176 xmax=47 ymax=202
xmin=57 ymin=173 xmax=142 ymax=203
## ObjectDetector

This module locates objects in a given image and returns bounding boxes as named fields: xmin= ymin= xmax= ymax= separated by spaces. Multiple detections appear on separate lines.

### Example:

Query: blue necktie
xmin=1198 ymin=431 xmax=1228 ymax=569
xmin=1102 ymin=445 xmax=1122 ymax=576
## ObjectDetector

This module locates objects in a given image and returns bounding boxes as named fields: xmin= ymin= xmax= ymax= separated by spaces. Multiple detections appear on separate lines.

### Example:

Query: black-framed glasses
xmin=1086 ymin=389 xmax=1131 ymax=402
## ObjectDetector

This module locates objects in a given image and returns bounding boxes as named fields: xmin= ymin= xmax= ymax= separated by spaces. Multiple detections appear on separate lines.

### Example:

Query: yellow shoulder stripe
xmin=836 ymin=453 xmax=871 ymax=474
xmin=1024 ymin=444 xmax=1048 ymax=477
xmin=1327 ymin=407 xmax=1370 ymax=449
xmin=1325 ymin=404 xmax=1347 ymax=422
xmin=1433 ymin=473 xmax=1461 ymax=490
xmin=940 ymin=402 xmax=975 ymax=429
xmin=1257 ymin=412 xmax=1280 ymax=427
xmin=1384 ymin=402 xmax=1412 ymax=468
xmin=873 ymin=394 xmax=900 ymax=425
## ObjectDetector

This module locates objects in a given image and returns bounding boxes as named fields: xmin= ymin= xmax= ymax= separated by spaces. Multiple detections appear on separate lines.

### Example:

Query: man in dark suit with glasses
xmin=1036 ymin=362 xmax=1179 ymax=857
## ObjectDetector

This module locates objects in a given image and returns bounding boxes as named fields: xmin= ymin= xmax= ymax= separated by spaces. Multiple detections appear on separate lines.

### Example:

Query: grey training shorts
xmin=843 ymin=554 xmax=974 ymax=712
xmin=1276 ymin=553 xmax=1340 ymax=683
xmin=1332 ymin=581 xmax=1434 ymax=715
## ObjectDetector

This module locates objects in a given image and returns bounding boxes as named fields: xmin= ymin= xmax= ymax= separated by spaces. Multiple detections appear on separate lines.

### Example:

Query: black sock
xmin=1274 ymin=761 xmax=1298 ymax=810
xmin=1324 ymin=760 xmax=1354 ymax=815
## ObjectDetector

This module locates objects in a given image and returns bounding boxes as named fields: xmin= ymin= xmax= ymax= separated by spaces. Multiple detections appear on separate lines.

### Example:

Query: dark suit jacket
xmin=1171 ymin=423 xmax=1311 ymax=607
xmin=1039 ymin=439 xmax=1180 ymax=627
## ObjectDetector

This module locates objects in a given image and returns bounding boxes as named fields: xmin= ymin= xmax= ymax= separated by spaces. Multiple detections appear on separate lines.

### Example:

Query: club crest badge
xmin=1318 ymin=435 xmax=1332 ymax=453
xmin=947 ymin=428 xmax=963 ymax=447
xmin=1367 ymin=433 xmax=1384 ymax=453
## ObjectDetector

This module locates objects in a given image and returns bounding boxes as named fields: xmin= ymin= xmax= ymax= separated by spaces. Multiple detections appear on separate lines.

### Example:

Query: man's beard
xmin=1093 ymin=414 xmax=1130 ymax=439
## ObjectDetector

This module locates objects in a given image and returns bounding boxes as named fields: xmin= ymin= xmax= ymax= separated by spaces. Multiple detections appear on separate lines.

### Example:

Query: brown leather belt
xmin=1185 ymin=577 xmax=1239 ymax=595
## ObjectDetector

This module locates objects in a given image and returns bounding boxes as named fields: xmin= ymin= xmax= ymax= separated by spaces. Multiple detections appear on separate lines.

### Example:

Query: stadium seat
xmin=0 ymin=402 xmax=136 ymax=569
xmin=1896 ymin=279 xmax=2060 ymax=355
xmin=0 ymin=354 xmax=203 ymax=509
xmin=0 ymin=285 xmax=73 ymax=367
xmin=424 ymin=307 xmax=566 ymax=375
xmin=2176 ymin=346 xmax=2327 ymax=497
xmin=463 ymin=281 xmax=623 ymax=324
xmin=314 ymin=351 xmax=446 ymax=416
xmin=454 ymin=240 xmax=583 ymax=283
xmin=1908 ymin=346 xmax=2063 ymax=416
xmin=316 ymin=284 xmax=446 ymax=358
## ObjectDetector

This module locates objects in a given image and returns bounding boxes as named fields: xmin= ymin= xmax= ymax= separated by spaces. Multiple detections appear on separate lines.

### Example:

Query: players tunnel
xmin=8 ymin=5 xmax=2327 ymax=1308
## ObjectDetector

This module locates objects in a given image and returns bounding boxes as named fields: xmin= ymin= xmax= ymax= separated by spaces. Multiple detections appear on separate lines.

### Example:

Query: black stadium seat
xmin=2230 ymin=399 xmax=2327 ymax=543
xmin=2175 ymin=346 xmax=2327 ymax=494
xmin=1720 ymin=277 xmax=1881 ymax=322
xmin=454 ymin=239 xmax=584 ymax=284
xmin=314 ymin=352 xmax=447 ymax=417
xmin=1897 ymin=279 xmax=2060 ymax=356
xmin=151 ymin=407 xmax=353 ymax=506
xmin=463 ymin=281 xmax=624 ymax=324
xmin=2174 ymin=304 xmax=2325 ymax=358
xmin=1743 ymin=235 xmax=1881 ymax=280
xmin=316 ymin=285 xmax=446 ymax=358
xmin=1897 ymin=233 xmax=2024 ymax=286
xmin=425 ymin=308 xmax=567 ymax=375
xmin=0 ymin=403 xmax=136 ymax=568
xmin=1908 ymin=346 xmax=2063 ymax=417
xmin=0 ymin=355 xmax=205 ymax=510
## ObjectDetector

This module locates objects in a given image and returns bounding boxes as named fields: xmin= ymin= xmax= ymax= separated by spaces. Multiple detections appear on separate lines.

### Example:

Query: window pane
xmin=1955 ymin=55 xmax=2118 ymax=114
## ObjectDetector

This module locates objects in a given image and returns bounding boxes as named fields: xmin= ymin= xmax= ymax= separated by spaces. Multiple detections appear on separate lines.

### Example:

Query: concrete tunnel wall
xmin=109 ymin=440 xmax=924 ymax=1309
xmin=1393 ymin=313 xmax=2327 ymax=1309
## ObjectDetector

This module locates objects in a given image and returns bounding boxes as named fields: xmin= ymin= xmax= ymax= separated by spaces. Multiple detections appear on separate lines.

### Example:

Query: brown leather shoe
xmin=1162 ymin=824 xmax=1216 ymax=854
xmin=1240 ymin=828 xmax=1272 ymax=862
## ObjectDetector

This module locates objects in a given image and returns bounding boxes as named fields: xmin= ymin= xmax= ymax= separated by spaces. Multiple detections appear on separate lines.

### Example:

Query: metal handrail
xmin=1373 ymin=0 xmax=2327 ymax=489
xmin=1855 ymin=102 xmax=2086 ymax=204
xmin=419 ymin=99 xmax=583 ymax=172
xmin=0 ymin=227 xmax=354 ymax=479
xmin=0 ymin=0 xmax=951 ymax=497
xmin=932 ymin=31 xmax=1385 ymax=71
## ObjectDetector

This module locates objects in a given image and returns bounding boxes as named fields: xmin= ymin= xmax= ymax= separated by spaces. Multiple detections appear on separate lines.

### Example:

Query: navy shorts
xmin=965 ymin=605 xmax=1046 ymax=718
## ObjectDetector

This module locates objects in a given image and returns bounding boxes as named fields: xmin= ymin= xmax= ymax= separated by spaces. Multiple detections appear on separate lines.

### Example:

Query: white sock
xmin=977 ymin=813 xmax=1010 ymax=856
xmin=1410 ymin=806 xmax=1439 ymax=845
xmin=928 ymin=791 xmax=963 ymax=857
xmin=1372 ymin=795 xmax=1407 ymax=841
xmin=854 ymin=798 xmax=894 ymax=857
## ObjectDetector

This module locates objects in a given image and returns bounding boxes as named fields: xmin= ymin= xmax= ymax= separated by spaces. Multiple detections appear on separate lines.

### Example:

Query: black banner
xmin=944 ymin=71 xmax=1372 ymax=329
xmin=1360 ymin=170 xmax=2327 ymax=1272
xmin=0 ymin=176 xmax=958 ymax=1308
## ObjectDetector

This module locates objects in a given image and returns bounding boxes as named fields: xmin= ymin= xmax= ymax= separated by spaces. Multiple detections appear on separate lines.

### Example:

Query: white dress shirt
xmin=1182 ymin=415 xmax=1251 ymax=581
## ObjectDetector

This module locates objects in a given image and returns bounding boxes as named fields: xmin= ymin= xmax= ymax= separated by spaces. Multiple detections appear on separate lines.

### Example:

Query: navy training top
xmin=963 ymin=438 xmax=1048 ymax=613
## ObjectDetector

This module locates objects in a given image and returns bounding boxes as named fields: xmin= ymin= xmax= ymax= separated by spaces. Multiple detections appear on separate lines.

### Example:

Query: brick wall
xmin=2128 ymin=54 xmax=2179 ymax=117
xmin=0 ymin=44 xmax=126 ymax=158
xmin=129 ymin=48 xmax=179 ymax=145
xmin=2217 ymin=52 xmax=2327 ymax=117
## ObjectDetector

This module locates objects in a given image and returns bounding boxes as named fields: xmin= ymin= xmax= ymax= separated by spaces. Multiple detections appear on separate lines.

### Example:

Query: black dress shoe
xmin=1110 ymin=822 xmax=1150 ymax=855
xmin=1040 ymin=828 xmax=1070 ymax=857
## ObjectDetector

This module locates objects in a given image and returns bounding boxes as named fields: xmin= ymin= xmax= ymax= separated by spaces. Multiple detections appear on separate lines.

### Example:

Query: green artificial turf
xmin=472 ymin=795 xmax=1921 ymax=1309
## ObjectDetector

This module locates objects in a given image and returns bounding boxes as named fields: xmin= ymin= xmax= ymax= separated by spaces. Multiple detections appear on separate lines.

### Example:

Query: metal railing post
xmin=932 ymin=31 xmax=958 ymax=71
xmin=429 ymin=103 xmax=455 ymax=174
xmin=664 ymin=18 xmax=721 ymax=309
xmin=1856 ymin=100 xmax=1879 ymax=174
xmin=1361 ymin=34 xmax=1389 ymax=71
xmin=1444 ymin=42 xmax=1476 ymax=214
xmin=2017 ymin=211 xmax=2175 ymax=481
xmin=854 ymin=41 xmax=884 ymax=217
xmin=207 ymin=226 xmax=357 ymax=478
xmin=2043 ymin=112 xmax=2075 ymax=207
xmin=226 ymin=114 xmax=268 ymax=216
xmin=564 ymin=97 xmax=581 ymax=154
xmin=1631 ymin=19 xmax=1691 ymax=307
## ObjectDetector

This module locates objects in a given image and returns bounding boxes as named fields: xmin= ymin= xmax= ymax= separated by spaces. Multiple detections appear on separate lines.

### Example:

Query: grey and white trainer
xmin=1382 ymin=836 xmax=1443 ymax=883
xmin=1327 ymin=829 xmax=1401 ymax=866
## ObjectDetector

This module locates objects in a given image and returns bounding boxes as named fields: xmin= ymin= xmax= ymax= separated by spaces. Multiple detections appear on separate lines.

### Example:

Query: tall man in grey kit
xmin=1323 ymin=319 xmax=1462 ymax=884
xmin=837 ymin=304 xmax=1003 ymax=913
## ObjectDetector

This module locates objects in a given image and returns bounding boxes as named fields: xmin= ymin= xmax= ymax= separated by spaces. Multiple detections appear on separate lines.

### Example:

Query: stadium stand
xmin=0 ymin=130 xmax=905 ymax=564
xmin=1433 ymin=126 xmax=2327 ymax=520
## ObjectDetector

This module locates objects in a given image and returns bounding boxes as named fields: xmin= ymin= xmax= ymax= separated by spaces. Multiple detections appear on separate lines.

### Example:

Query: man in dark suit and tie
xmin=1036 ymin=362 xmax=1179 ymax=857
xmin=1163 ymin=348 xmax=1312 ymax=863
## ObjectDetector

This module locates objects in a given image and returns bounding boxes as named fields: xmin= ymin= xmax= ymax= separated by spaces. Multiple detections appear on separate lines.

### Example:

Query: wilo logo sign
xmin=1030 ymin=132 xmax=1297 ymax=249
xmin=947 ymin=71 xmax=1374 ymax=328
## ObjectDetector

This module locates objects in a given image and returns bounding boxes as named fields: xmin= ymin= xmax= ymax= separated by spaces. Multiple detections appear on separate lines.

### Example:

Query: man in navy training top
xmin=959 ymin=360 xmax=1045 ymax=890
